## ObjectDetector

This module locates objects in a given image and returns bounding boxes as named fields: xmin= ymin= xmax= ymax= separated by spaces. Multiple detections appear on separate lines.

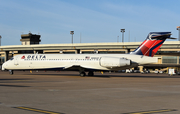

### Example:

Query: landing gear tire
xmin=88 ymin=71 xmax=94 ymax=76
xmin=80 ymin=72 xmax=86 ymax=77
xmin=9 ymin=70 xmax=14 ymax=75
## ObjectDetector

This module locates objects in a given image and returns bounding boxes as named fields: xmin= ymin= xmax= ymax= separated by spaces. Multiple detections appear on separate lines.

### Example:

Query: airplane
xmin=1 ymin=32 xmax=175 ymax=76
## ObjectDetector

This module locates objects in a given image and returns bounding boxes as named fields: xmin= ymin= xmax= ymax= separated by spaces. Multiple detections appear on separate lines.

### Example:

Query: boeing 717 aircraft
xmin=2 ymin=32 xmax=174 ymax=76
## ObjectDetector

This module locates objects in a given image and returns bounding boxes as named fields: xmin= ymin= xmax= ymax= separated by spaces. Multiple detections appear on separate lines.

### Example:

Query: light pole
xmin=70 ymin=31 xmax=74 ymax=44
xmin=177 ymin=26 xmax=180 ymax=41
xmin=0 ymin=35 xmax=1 ymax=46
xmin=121 ymin=29 xmax=125 ymax=42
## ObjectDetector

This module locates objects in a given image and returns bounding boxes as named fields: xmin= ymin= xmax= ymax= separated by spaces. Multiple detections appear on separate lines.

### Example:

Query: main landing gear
xmin=79 ymin=71 xmax=94 ymax=77
xmin=80 ymin=71 xmax=86 ymax=77
xmin=88 ymin=71 xmax=94 ymax=76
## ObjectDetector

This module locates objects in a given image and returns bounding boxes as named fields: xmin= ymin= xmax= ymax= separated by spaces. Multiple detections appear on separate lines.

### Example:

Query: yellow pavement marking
xmin=15 ymin=107 xmax=64 ymax=114
xmin=124 ymin=109 xmax=177 ymax=114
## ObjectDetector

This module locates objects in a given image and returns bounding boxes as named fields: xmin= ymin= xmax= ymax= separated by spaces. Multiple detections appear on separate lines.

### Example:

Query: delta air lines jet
xmin=2 ymin=32 xmax=174 ymax=76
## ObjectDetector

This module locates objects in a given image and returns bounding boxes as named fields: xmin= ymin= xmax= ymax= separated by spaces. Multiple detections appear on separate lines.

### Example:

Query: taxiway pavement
xmin=0 ymin=71 xmax=180 ymax=114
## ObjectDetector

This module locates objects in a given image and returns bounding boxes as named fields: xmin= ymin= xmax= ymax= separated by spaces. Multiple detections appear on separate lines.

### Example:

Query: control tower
xmin=20 ymin=33 xmax=41 ymax=45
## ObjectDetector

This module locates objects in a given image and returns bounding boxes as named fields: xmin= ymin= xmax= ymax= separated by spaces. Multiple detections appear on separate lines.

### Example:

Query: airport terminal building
xmin=1 ymin=33 xmax=180 ymax=72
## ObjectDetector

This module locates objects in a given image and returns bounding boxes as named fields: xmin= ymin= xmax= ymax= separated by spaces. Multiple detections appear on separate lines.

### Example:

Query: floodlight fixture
xmin=70 ymin=31 xmax=74 ymax=44
xmin=177 ymin=26 xmax=180 ymax=41
xmin=120 ymin=29 xmax=125 ymax=42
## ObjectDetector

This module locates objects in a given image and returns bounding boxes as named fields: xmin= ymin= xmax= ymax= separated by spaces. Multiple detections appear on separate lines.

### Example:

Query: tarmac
xmin=0 ymin=70 xmax=180 ymax=114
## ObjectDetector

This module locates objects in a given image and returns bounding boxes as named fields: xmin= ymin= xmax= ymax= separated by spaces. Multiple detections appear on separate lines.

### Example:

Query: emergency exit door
xmin=14 ymin=57 xmax=19 ymax=65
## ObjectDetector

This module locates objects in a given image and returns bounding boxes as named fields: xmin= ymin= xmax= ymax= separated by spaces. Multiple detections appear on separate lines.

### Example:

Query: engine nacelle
xmin=99 ymin=57 xmax=131 ymax=67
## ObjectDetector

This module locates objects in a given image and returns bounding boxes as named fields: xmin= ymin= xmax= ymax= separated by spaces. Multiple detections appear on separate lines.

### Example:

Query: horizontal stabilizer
xmin=167 ymin=37 xmax=177 ymax=39
xmin=150 ymin=33 xmax=171 ymax=39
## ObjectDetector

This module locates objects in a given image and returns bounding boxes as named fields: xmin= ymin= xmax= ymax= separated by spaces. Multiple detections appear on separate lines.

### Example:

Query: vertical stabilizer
xmin=130 ymin=32 xmax=171 ymax=57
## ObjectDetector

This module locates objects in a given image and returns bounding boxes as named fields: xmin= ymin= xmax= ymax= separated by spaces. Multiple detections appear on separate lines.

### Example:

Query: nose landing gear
xmin=88 ymin=71 xmax=94 ymax=76
xmin=9 ymin=70 xmax=14 ymax=75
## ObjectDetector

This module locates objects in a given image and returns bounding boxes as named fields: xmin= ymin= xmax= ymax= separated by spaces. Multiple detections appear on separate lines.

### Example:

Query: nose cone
xmin=2 ymin=63 xmax=7 ymax=70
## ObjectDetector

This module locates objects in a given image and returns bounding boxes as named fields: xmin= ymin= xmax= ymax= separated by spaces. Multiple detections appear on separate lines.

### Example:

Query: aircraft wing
xmin=63 ymin=65 xmax=74 ymax=69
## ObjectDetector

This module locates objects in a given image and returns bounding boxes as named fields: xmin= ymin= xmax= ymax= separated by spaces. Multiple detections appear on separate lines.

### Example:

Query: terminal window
xmin=162 ymin=56 xmax=177 ymax=64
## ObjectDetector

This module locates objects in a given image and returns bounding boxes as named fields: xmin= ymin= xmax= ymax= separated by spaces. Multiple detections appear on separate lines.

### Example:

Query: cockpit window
xmin=10 ymin=57 xmax=14 ymax=60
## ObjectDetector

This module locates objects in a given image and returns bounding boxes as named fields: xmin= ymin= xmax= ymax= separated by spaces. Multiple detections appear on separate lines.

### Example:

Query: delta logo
xmin=21 ymin=55 xmax=46 ymax=60
xmin=21 ymin=56 xmax=25 ymax=59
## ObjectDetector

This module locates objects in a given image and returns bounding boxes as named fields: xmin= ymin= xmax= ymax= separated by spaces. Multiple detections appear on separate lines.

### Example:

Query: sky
xmin=0 ymin=0 xmax=180 ymax=46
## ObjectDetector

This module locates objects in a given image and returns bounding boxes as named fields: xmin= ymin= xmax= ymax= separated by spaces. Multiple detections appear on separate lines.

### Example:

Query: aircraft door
xmin=29 ymin=62 xmax=34 ymax=69
xmin=14 ymin=57 xmax=19 ymax=65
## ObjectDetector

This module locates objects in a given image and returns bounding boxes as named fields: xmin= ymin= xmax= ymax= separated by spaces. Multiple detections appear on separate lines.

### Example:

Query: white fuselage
xmin=2 ymin=54 xmax=157 ymax=71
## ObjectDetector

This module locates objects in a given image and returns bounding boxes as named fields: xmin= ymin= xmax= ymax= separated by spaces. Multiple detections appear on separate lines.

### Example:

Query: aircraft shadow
xmin=17 ymin=71 xmax=180 ymax=78
xmin=0 ymin=78 xmax=33 ymax=87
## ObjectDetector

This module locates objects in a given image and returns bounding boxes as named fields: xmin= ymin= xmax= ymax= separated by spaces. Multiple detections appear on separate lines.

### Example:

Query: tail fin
xmin=130 ymin=32 xmax=172 ymax=57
